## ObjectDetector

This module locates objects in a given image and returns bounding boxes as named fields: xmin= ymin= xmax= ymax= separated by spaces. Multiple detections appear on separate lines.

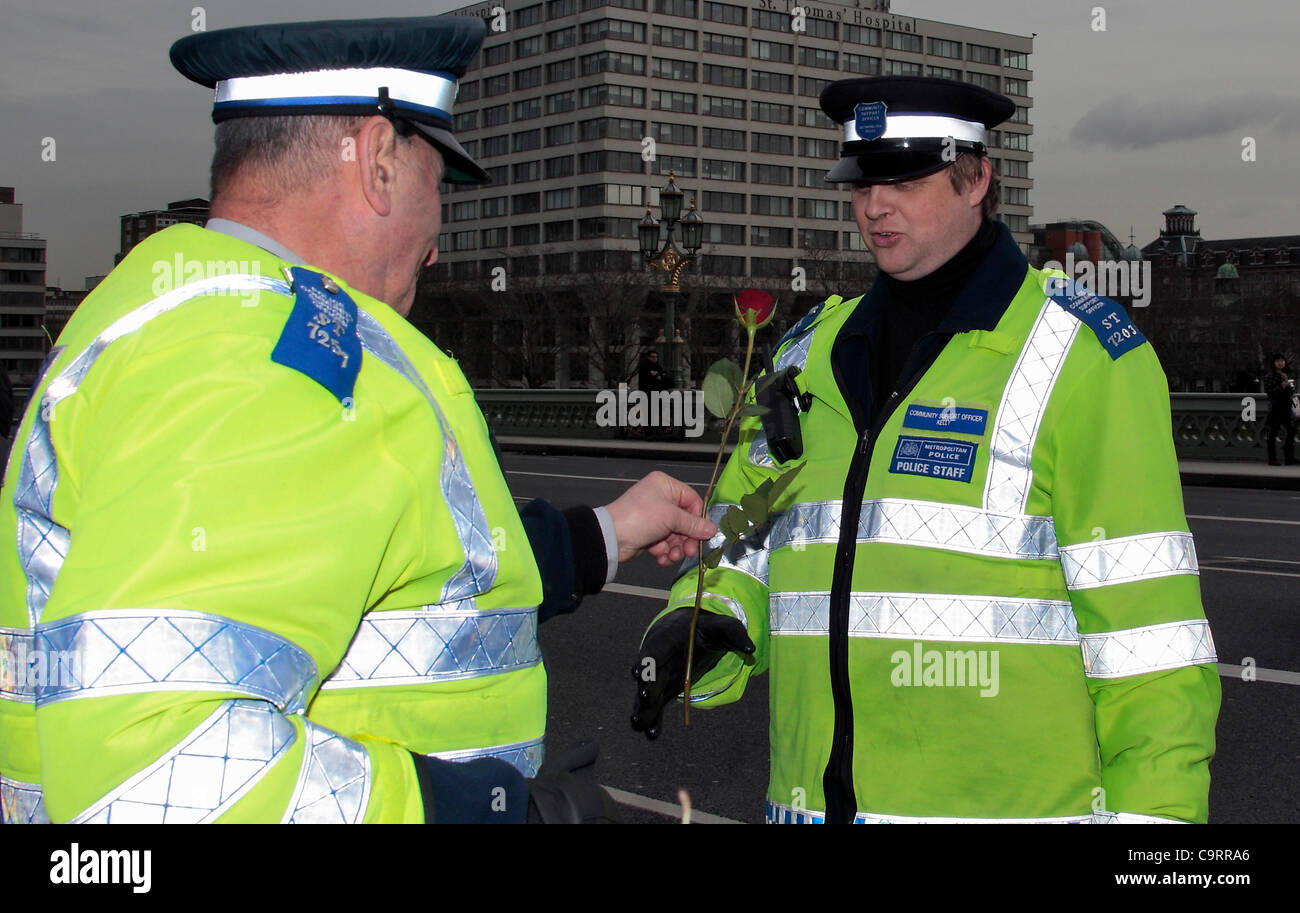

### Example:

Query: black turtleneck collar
xmin=882 ymin=217 xmax=1000 ymax=313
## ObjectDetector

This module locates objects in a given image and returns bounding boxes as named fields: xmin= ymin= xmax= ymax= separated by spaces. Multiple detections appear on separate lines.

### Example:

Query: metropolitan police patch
xmin=854 ymin=101 xmax=888 ymax=141
xmin=271 ymin=266 xmax=362 ymax=402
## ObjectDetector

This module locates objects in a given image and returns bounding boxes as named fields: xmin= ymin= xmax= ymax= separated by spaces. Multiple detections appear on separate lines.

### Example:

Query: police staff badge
xmin=854 ymin=101 xmax=888 ymax=141
xmin=271 ymin=266 xmax=363 ymax=402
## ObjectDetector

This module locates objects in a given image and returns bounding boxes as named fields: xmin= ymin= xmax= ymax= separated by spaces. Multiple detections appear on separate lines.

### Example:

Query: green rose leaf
xmin=702 ymin=371 xmax=737 ymax=419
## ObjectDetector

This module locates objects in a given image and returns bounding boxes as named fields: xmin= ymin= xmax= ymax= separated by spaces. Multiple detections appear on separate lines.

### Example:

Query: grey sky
xmin=2 ymin=0 xmax=1296 ymax=286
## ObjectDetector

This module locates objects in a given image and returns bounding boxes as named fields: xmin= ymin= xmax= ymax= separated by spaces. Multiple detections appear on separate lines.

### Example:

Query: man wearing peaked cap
xmin=0 ymin=15 xmax=719 ymax=826
xmin=634 ymin=76 xmax=1220 ymax=825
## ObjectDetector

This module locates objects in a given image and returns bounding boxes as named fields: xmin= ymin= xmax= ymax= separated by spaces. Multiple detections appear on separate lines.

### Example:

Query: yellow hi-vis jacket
xmin=663 ymin=224 xmax=1221 ymax=823
xmin=1 ymin=224 xmax=544 ymax=823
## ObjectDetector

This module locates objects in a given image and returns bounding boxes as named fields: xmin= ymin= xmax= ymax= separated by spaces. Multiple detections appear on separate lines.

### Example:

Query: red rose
xmin=734 ymin=289 xmax=775 ymax=331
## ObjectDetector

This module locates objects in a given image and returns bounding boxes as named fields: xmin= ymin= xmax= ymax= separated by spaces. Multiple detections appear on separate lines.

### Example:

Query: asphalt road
xmin=503 ymin=452 xmax=1300 ymax=824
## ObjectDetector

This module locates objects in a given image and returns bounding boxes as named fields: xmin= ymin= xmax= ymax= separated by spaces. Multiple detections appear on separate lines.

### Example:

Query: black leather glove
xmin=527 ymin=741 xmax=622 ymax=824
xmin=630 ymin=607 xmax=756 ymax=740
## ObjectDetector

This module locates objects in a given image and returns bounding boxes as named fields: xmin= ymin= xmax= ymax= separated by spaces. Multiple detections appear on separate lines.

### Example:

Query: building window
xmin=653 ymin=57 xmax=697 ymax=81
xmin=798 ymin=167 xmax=829 ymax=187
xmin=1002 ymin=213 xmax=1029 ymax=232
xmin=452 ymin=230 xmax=477 ymax=251
xmin=578 ymin=219 xmax=641 ymax=241
xmin=581 ymin=18 xmax=646 ymax=43
xmin=512 ymin=193 xmax=541 ymax=214
xmin=484 ymin=165 xmax=509 ymax=185
xmin=702 ymin=190 xmax=745 ymax=213
xmin=752 ymin=101 xmax=793 ymax=124
xmin=704 ymin=64 xmax=746 ymax=88
xmin=751 ymin=9 xmax=791 ymax=32
xmin=967 ymin=71 xmax=1000 ymax=92
xmin=800 ymin=228 xmax=837 ymax=249
xmin=1001 ymin=158 xmax=1029 ymax=178
xmin=886 ymin=31 xmax=922 ymax=53
xmin=581 ymin=183 xmax=644 ymax=206
xmin=805 ymin=18 xmax=836 ymax=39
xmin=652 ymin=89 xmax=697 ymax=113
xmin=654 ymin=25 xmax=697 ymax=49
xmin=483 ymin=104 xmax=509 ymax=127
xmin=752 ymin=132 xmax=792 ymax=155
xmin=702 ymin=95 xmax=745 ymax=118
xmin=545 ymin=252 xmax=573 ymax=274
xmin=483 ymin=44 xmax=509 ymax=67
xmin=516 ymin=3 xmax=543 ymax=26
xmin=481 ymin=227 xmax=508 ymax=248
xmin=799 ymin=198 xmax=838 ymax=220
xmin=514 ymin=68 xmax=543 ymax=92
xmin=513 ymin=130 xmax=542 ymax=153
xmin=484 ymin=74 xmax=510 ymax=96
xmin=843 ymin=25 xmax=880 ymax=45
xmin=513 ymin=160 xmax=541 ymax=182
xmin=1004 ymin=50 xmax=1029 ymax=70
xmin=703 ymin=32 xmax=744 ymax=55
xmin=545 ymin=155 xmax=575 ymax=179
xmin=546 ymin=91 xmax=575 ymax=114
xmin=547 ymin=59 xmax=576 ymax=82
xmin=578 ymin=116 xmax=645 ymax=140
xmin=928 ymin=37 xmax=961 ymax=59
xmin=653 ymin=121 xmax=697 ymax=145
xmin=798 ymin=46 xmax=837 ymax=69
xmin=581 ymin=51 xmax=646 ymax=75
xmin=797 ymin=107 xmax=835 ymax=131
xmin=751 ymin=257 xmax=792 ymax=277
xmin=454 ymin=111 xmax=479 ymax=132
xmin=1002 ymin=186 xmax=1030 ymax=206
xmin=752 ymin=164 xmax=792 ymax=186
xmin=451 ymin=201 xmax=478 ymax=221
xmin=483 ymin=196 xmax=508 ymax=218
xmin=751 ymin=38 xmax=792 ymax=62
xmin=579 ymin=149 xmax=645 ymax=173
xmin=1011 ymin=105 xmax=1030 ymax=124
xmin=703 ymin=126 xmax=745 ymax=149
xmin=752 ymin=70 xmax=792 ymax=94
xmin=885 ymin=60 xmax=922 ymax=77
xmin=704 ymin=1 xmax=745 ymax=25
xmin=702 ymin=223 xmax=745 ymax=244
xmin=702 ymin=158 xmax=745 ymax=181
xmin=1002 ymin=131 xmax=1029 ymax=151
xmin=927 ymin=65 xmax=961 ymax=80
xmin=653 ymin=0 xmax=697 ymax=18
xmin=548 ymin=0 xmax=575 ymax=17
xmin=545 ymin=188 xmax=574 ymax=210
xmin=843 ymin=53 xmax=880 ymax=76
xmin=581 ymin=83 xmax=646 ymax=107
xmin=798 ymin=76 xmax=832 ymax=97
xmin=653 ymin=154 xmax=697 ymax=177
xmin=458 ymin=81 xmax=480 ymax=102
xmin=967 ymin=43 xmax=999 ymax=65
xmin=799 ymin=137 xmax=838 ymax=159
xmin=545 ymin=220 xmax=574 ymax=242
xmin=1004 ymin=77 xmax=1029 ymax=97
xmin=512 ymin=224 xmax=542 ymax=246
xmin=701 ymin=255 xmax=745 ymax=276
xmin=515 ymin=97 xmax=543 ymax=120
xmin=548 ymin=26 xmax=577 ymax=50
xmin=545 ymin=123 xmax=574 ymax=145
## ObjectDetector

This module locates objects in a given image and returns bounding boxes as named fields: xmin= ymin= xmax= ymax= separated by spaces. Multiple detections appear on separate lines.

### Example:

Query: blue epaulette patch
xmin=1047 ymin=277 xmax=1146 ymax=360
xmin=776 ymin=300 xmax=826 ymax=349
xmin=271 ymin=266 xmax=362 ymax=402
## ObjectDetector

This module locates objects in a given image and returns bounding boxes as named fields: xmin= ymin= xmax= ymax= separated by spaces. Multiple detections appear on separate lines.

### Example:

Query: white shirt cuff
xmin=592 ymin=506 xmax=619 ymax=585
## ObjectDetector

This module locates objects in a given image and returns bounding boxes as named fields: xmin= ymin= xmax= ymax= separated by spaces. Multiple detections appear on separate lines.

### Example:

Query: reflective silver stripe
xmin=1 ymin=778 xmax=49 ymax=824
xmin=748 ymin=429 xmax=775 ymax=469
xmin=0 ymin=626 xmax=36 ymax=703
xmin=770 ymin=499 xmax=1059 ymax=560
xmin=679 ymin=503 xmax=770 ymax=586
xmin=12 ymin=277 xmax=291 ymax=630
xmin=282 ymin=718 xmax=372 ymax=824
xmin=983 ymin=297 xmax=1082 ymax=515
xmin=355 ymin=311 xmax=498 ymax=603
xmin=319 ymin=606 xmax=540 ymax=689
xmin=1080 ymin=620 xmax=1216 ymax=678
xmin=1059 ymin=532 xmax=1198 ymax=590
xmin=1092 ymin=811 xmax=1184 ymax=824
xmin=775 ymin=329 xmax=814 ymax=374
xmin=770 ymin=591 xmax=1079 ymax=644
xmin=33 ymin=609 xmax=318 ymax=712
xmin=73 ymin=699 xmax=297 ymax=823
xmin=432 ymin=735 xmax=546 ymax=778
xmin=765 ymin=800 xmax=1092 ymax=824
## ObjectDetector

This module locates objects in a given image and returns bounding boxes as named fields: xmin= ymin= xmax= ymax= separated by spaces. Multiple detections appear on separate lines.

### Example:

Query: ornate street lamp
xmin=638 ymin=172 xmax=704 ymax=388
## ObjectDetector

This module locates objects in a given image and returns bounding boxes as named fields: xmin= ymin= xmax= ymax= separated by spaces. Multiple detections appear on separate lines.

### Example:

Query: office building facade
xmin=0 ymin=187 xmax=49 ymax=388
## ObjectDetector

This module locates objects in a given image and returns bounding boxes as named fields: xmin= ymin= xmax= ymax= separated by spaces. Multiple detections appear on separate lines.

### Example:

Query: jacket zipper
xmin=822 ymin=328 xmax=953 ymax=823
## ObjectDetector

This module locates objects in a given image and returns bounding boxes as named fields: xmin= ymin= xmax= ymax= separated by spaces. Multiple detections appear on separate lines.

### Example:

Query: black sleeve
xmin=409 ymin=751 xmax=528 ymax=823
xmin=518 ymin=499 xmax=609 ymax=623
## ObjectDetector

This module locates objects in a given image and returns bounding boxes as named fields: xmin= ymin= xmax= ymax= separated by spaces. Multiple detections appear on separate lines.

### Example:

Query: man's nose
xmin=861 ymin=186 xmax=897 ymax=220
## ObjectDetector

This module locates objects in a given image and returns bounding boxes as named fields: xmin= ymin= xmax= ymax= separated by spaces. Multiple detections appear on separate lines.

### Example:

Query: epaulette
xmin=1045 ymin=276 xmax=1146 ymax=361
xmin=775 ymin=293 xmax=851 ymax=351
xmin=270 ymin=266 xmax=363 ymax=402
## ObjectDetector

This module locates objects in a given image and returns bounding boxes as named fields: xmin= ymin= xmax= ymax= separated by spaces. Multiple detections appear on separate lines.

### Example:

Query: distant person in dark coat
xmin=1263 ymin=352 xmax=1297 ymax=465
xmin=639 ymin=350 xmax=667 ymax=393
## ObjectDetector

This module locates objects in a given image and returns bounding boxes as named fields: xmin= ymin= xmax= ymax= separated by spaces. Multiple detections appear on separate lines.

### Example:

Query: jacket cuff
xmin=410 ymin=752 xmax=528 ymax=824
xmin=562 ymin=506 xmax=612 ymax=595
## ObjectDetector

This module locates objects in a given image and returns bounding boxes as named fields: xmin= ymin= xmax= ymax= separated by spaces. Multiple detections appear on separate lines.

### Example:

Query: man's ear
xmin=354 ymin=115 xmax=401 ymax=217
xmin=966 ymin=156 xmax=993 ymax=208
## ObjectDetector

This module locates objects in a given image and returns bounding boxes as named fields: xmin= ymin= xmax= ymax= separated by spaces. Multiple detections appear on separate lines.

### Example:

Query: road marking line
xmin=1187 ymin=514 xmax=1300 ymax=526
xmin=1217 ymin=664 xmax=1300 ymax=685
xmin=603 ymin=786 xmax=742 ymax=824
xmin=605 ymin=583 xmax=672 ymax=599
xmin=1217 ymin=555 xmax=1300 ymax=566
xmin=1200 ymin=565 xmax=1300 ymax=579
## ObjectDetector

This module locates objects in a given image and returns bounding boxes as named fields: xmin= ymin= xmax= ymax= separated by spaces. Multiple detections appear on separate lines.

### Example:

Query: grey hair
xmin=209 ymin=114 xmax=372 ymax=199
